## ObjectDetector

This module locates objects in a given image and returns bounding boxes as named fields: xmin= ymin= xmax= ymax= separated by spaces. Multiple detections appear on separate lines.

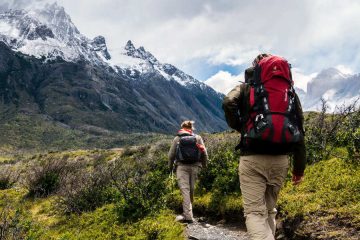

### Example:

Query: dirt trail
xmin=186 ymin=218 xmax=249 ymax=240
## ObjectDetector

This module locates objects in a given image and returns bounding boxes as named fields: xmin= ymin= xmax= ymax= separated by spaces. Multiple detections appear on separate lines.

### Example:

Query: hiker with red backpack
xmin=168 ymin=120 xmax=208 ymax=223
xmin=223 ymin=54 xmax=306 ymax=239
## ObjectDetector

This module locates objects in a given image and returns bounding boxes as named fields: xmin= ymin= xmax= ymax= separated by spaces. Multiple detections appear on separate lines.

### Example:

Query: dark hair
xmin=252 ymin=53 xmax=272 ymax=66
xmin=181 ymin=120 xmax=194 ymax=130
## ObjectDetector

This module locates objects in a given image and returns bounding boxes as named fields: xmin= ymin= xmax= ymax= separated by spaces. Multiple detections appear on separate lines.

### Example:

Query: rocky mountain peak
xmin=36 ymin=2 xmax=80 ymax=41
xmin=123 ymin=41 xmax=159 ymax=64
xmin=125 ymin=40 xmax=135 ymax=51
xmin=315 ymin=67 xmax=348 ymax=80
xmin=91 ymin=35 xmax=111 ymax=60
xmin=300 ymin=68 xmax=360 ymax=111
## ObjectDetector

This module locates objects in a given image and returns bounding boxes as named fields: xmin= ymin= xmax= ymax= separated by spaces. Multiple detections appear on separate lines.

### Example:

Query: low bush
xmin=57 ymin=160 xmax=114 ymax=213
xmin=197 ymin=133 xmax=240 ymax=194
xmin=111 ymin=155 xmax=169 ymax=222
xmin=279 ymin=158 xmax=360 ymax=220
xmin=0 ymin=190 xmax=42 ymax=240
xmin=24 ymin=155 xmax=76 ymax=197
xmin=304 ymin=99 xmax=359 ymax=164
xmin=0 ymin=165 xmax=19 ymax=190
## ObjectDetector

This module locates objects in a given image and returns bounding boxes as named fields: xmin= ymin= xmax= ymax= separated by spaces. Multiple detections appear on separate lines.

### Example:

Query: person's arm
xmin=168 ymin=137 xmax=178 ymax=171
xmin=292 ymin=93 xmax=306 ymax=185
xmin=222 ymin=84 xmax=243 ymax=132
xmin=196 ymin=136 xmax=208 ymax=168
xmin=295 ymin=93 xmax=305 ymax=135
xmin=292 ymin=139 xmax=306 ymax=184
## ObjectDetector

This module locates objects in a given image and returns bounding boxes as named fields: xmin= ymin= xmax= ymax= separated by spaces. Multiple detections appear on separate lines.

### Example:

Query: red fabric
xmin=259 ymin=56 xmax=292 ymax=143
xmin=178 ymin=128 xmax=193 ymax=135
xmin=244 ymin=55 xmax=297 ymax=144
xmin=249 ymin=87 xmax=255 ymax=107
xmin=196 ymin=143 xmax=206 ymax=153
xmin=259 ymin=56 xmax=291 ymax=84
xmin=272 ymin=115 xmax=284 ymax=142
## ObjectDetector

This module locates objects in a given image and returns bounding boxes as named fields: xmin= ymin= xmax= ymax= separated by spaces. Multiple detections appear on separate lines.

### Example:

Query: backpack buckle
xmin=254 ymin=114 xmax=268 ymax=133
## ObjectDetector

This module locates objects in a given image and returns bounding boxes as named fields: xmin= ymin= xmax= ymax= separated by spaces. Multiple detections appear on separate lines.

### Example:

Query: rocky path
xmin=186 ymin=218 xmax=249 ymax=240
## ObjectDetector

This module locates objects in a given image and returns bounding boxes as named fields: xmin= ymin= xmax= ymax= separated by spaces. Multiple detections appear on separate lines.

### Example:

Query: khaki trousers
xmin=176 ymin=164 xmax=200 ymax=220
xmin=239 ymin=155 xmax=289 ymax=240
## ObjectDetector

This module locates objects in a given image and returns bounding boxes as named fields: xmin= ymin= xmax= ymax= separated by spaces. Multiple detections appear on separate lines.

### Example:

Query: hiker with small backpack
xmin=223 ymin=54 xmax=306 ymax=240
xmin=168 ymin=120 xmax=208 ymax=223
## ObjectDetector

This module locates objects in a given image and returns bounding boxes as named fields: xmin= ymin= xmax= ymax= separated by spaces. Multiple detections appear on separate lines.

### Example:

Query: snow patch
xmin=0 ymin=21 xmax=20 ymax=38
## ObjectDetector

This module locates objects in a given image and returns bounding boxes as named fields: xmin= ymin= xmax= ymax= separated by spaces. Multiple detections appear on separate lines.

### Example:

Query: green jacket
xmin=222 ymin=83 xmax=306 ymax=176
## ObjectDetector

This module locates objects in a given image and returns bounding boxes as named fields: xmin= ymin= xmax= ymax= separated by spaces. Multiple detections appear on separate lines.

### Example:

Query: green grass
xmin=0 ymin=189 xmax=184 ymax=240
xmin=277 ymin=158 xmax=360 ymax=238
xmin=279 ymin=158 xmax=360 ymax=220
xmin=38 ymin=205 xmax=184 ymax=240
xmin=0 ymin=131 xmax=359 ymax=239
xmin=0 ymin=113 xmax=170 ymax=154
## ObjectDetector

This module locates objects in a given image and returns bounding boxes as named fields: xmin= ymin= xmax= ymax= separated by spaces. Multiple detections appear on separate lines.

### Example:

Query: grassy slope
xmin=0 ymin=133 xmax=359 ymax=239
xmin=278 ymin=158 xmax=360 ymax=239
xmin=0 ymin=149 xmax=184 ymax=239
xmin=0 ymin=113 xmax=170 ymax=155
xmin=0 ymin=190 xmax=184 ymax=239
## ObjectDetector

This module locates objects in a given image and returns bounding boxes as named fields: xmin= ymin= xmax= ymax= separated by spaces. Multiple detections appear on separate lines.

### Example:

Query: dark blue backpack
xmin=175 ymin=135 xmax=201 ymax=164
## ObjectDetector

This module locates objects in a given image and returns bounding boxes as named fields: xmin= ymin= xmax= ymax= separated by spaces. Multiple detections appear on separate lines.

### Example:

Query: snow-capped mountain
xmin=0 ymin=2 xmax=215 ymax=91
xmin=0 ymin=2 xmax=227 ymax=133
xmin=300 ymin=68 xmax=360 ymax=111
xmin=0 ymin=2 xmax=111 ymax=63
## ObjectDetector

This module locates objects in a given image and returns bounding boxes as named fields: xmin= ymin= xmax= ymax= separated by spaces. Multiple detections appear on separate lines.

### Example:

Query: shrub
xmin=24 ymin=155 xmax=75 ymax=197
xmin=197 ymin=133 xmax=240 ymax=194
xmin=0 ymin=192 xmax=42 ymax=240
xmin=111 ymin=156 xmax=169 ymax=222
xmin=57 ymin=161 xmax=114 ymax=213
xmin=0 ymin=165 xmax=19 ymax=190
xmin=305 ymin=98 xmax=359 ymax=164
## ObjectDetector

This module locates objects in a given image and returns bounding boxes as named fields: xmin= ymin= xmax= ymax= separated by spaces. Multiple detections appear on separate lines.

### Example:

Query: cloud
xmin=3 ymin=0 xmax=360 ymax=81
xmin=0 ymin=0 xmax=50 ymax=11
xmin=335 ymin=65 xmax=353 ymax=75
xmin=57 ymin=0 xmax=359 ymax=78
xmin=205 ymin=67 xmax=319 ymax=94
xmin=205 ymin=71 xmax=243 ymax=94
xmin=292 ymin=68 xmax=318 ymax=92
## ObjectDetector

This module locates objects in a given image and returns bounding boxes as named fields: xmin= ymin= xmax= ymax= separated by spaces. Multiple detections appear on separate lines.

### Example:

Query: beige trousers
xmin=239 ymin=155 xmax=289 ymax=240
xmin=176 ymin=164 xmax=200 ymax=220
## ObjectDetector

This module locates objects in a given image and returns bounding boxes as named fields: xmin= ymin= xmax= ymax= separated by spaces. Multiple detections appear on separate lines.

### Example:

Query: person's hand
xmin=292 ymin=174 xmax=303 ymax=185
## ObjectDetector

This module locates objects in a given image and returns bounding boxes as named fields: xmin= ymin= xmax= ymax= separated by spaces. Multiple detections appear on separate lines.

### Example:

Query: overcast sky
xmin=1 ymin=0 xmax=360 ymax=93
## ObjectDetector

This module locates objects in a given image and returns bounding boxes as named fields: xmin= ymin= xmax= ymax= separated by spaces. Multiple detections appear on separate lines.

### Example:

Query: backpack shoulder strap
xmin=294 ymin=93 xmax=305 ymax=135
xmin=236 ymin=83 xmax=251 ymax=151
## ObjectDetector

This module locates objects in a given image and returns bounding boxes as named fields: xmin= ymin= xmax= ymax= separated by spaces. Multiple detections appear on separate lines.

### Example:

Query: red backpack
xmin=242 ymin=55 xmax=303 ymax=153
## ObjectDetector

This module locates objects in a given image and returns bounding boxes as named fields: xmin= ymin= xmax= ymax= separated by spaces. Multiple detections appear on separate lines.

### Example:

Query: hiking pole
xmin=169 ymin=162 xmax=177 ymax=194
xmin=170 ymin=171 xmax=174 ymax=194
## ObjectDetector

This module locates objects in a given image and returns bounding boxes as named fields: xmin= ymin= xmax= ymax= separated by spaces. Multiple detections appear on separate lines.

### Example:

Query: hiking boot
xmin=175 ymin=215 xmax=185 ymax=222
xmin=175 ymin=215 xmax=194 ymax=224
xmin=183 ymin=219 xmax=194 ymax=224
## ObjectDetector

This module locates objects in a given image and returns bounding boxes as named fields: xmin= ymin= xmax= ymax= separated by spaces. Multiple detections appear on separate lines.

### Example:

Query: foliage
xmin=279 ymin=158 xmax=360 ymax=219
xmin=0 ymin=192 xmax=184 ymax=240
xmin=0 ymin=109 xmax=359 ymax=239
xmin=193 ymin=192 xmax=244 ymax=222
xmin=304 ymin=98 xmax=360 ymax=164
xmin=0 ymin=165 xmax=19 ymax=190
xmin=57 ymin=162 xmax=115 ymax=214
xmin=0 ymin=189 xmax=42 ymax=240
xmin=0 ymin=113 xmax=171 ymax=154
xmin=24 ymin=155 xmax=76 ymax=197
xmin=336 ymin=107 xmax=360 ymax=163
xmin=111 ymin=144 xmax=170 ymax=222
xmin=278 ymin=158 xmax=360 ymax=238
xmin=197 ymin=133 xmax=240 ymax=194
